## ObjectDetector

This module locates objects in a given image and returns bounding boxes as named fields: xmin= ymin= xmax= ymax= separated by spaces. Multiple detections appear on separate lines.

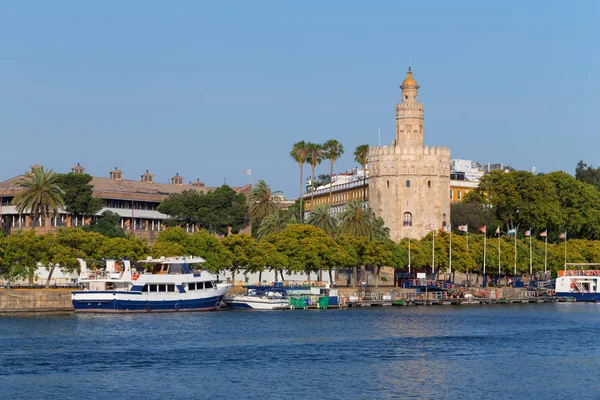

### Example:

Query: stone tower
xmin=368 ymin=68 xmax=451 ymax=241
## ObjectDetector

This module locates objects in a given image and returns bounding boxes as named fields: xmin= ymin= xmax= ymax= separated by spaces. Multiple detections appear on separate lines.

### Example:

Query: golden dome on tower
xmin=401 ymin=67 xmax=418 ymax=87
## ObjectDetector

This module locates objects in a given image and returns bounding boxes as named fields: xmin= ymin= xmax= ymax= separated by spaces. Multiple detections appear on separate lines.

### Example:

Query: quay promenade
xmin=0 ymin=285 xmax=567 ymax=313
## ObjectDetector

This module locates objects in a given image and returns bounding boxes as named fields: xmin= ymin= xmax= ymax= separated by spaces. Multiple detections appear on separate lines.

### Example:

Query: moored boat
xmin=555 ymin=268 xmax=600 ymax=301
xmin=71 ymin=256 xmax=231 ymax=312
xmin=223 ymin=287 xmax=289 ymax=310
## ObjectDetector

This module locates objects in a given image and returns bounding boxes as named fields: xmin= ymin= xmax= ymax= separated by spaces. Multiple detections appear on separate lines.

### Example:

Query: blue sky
xmin=1 ymin=1 xmax=599 ymax=198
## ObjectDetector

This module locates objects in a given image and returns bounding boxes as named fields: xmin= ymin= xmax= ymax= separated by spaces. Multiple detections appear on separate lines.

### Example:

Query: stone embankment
xmin=0 ymin=288 xmax=75 ymax=312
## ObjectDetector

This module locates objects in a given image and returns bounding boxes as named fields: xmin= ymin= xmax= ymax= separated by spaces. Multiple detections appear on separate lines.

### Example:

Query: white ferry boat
xmin=554 ymin=267 xmax=600 ymax=302
xmin=223 ymin=287 xmax=289 ymax=310
xmin=71 ymin=256 xmax=231 ymax=312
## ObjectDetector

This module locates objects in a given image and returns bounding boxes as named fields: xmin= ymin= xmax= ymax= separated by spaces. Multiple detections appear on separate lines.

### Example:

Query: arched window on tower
xmin=442 ymin=213 xmax=447 ymax=229
xmin=427 ymin=180 xmax=431 ymax=188
xmin=387 ymin=180 xmax=390 ymax=188
xmin=406 ymin=180 xmax=411 ymax=188
xmin=403 ymin=212 xmax=413 ymax=227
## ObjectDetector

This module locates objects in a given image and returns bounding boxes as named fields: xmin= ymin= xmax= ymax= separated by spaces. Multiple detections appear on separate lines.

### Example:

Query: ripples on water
xmin=1 ymin=304 xmax=600 ymax=400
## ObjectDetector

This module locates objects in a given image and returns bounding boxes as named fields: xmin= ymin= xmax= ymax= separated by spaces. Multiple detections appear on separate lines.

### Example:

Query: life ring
xmin=290 ymin=305 xmax=295 ymax=310
xmin=571 ymin=283 xmax=576 ymax=288
xmin=437 ymin=283 xmax=441 ymax=288
xmin=548 ymin=290 xmax=556 ymax=296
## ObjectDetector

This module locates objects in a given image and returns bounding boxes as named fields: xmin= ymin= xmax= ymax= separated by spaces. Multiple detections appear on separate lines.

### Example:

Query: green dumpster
xmin=317 ymin=296 xmax=329 ymax=309
xmin=289 ymin=297 xmax=306 ymax=309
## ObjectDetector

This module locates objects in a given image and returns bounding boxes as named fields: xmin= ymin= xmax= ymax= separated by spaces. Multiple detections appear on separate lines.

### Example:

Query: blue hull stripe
xmin=72 ymin=295 xmax=223 ymax=312
xmin=556 ymin=292 xmax=600 ymax=302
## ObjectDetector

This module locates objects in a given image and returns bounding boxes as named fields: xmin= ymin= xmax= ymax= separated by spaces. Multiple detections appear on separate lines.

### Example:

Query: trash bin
xmin=317 ymin=296 xmax=329 ymax=309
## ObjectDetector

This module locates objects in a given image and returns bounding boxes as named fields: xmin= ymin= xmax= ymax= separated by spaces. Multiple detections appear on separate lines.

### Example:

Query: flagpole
xmin=483 ymin=229 xmax=487 ymax=288
xmin=466 ymin=228 xmax=469 ymax=287
xmin=498 ymin=227 xmax=501 ymax=279
xmin=529 ymin=228 xmax=532 ymax=286
xmin=564 ymin=231 xmax=567 ymax=269
xmin=449 ymin=225 xmax=452 ymax=283
xmin=432 ymin=229 xmax=435 ymax=279
xmin=408 ymin=228 xmax=411 ymax=286
xmin=513 ymin=228 xmax=517 ymax=282
xmin=544 ymin=230 xmax=548 ymax=281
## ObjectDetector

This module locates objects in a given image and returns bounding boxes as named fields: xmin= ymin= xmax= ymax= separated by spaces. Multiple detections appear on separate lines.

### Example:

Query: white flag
xmin=244 ymin=169 xmax=251 ymax=175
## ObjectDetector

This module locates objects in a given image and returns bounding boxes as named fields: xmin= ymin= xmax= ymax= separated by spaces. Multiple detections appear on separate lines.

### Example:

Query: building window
xmin=406 ymin=180 xmax=411 ymax=188
xmin=450 ymin=190 xmax=453 ymax=199
xmin=427 ymin=180 xmax=431 ymax=188
xmin=403 ymin=212 xmax=413 ymax=227
xmin=458 ymin=191 xmax=462 ymax=200
xmin=442 ymin=213 xmax=447 ymax=228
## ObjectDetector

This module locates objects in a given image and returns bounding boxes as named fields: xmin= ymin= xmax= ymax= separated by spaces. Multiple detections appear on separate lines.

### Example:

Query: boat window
xmin=205 ymin=281 xmax=213 ymax=289
xmin=169 ymin=264 xmax=184 ymax=274
xmin=142 ymin=285 xmax=148 ymax=292
xmin=158 ymin=284 xmax=166 ymax=292
xmin=167 ymin=284 xmax=175 ymax=292
xmin=149 ymin=284 xmax=158 ymax=292
xmin=197 ymin=282 xmax=205 ymax=290
xmin=188 ymin=283 xmax=196 ymax=291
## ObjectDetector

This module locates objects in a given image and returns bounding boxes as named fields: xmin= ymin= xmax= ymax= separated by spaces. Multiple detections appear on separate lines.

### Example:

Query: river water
xmin=1 ymin=304 xmax=599 ymax=400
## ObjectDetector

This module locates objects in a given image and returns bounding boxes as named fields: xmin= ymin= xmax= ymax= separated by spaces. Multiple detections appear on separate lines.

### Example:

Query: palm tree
xmin=257 ymin=211 xmax=289 ymax=239
xmin=322 ymin=139 xmax=344 ymax=208
xmin=374 ymin=216 xmax=390 ymax=240
xmin=306 ymin=204 xmax=338 ymax=237
xmin=306 ymin=142 xmax=324 ymax=203
xmin=339 ymin=200 xmax=376 ymax=239
xmin=290 ymin=141 xmax=309 ymax=222
xmin=13 ymin=167 xmax=65 ymax=226
xmin=354 ymin=144 xmax=370 ymax=203
xmin=248 ymin=180 xmax=282 ymax=220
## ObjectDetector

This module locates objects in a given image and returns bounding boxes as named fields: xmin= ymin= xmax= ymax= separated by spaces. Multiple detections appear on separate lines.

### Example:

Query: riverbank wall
xmin=0 ymin=288 xmax=75 ymax=312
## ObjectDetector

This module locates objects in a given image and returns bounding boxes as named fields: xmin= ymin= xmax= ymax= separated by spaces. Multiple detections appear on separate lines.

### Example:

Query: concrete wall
xmin=0 ymin=289 xmax=74 ymax=312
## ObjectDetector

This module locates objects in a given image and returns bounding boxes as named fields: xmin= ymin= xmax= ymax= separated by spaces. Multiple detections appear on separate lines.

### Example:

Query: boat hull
xmin=224 ymin=296 xmax=289 ymax=310
xmin=556 ymin=292 xmax=600 ymax=302
xmin=72 ymin=291 xmax=228 ymax=313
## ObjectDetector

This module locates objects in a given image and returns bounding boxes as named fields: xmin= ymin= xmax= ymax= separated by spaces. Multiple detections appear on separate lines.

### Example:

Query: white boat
xmin=71 ymin=256 xmax=231 ymax=313
xmin=554 ymin=268 xmax=600 ymax=302
xmin=223 ymin=287 xmax=290 ymax=310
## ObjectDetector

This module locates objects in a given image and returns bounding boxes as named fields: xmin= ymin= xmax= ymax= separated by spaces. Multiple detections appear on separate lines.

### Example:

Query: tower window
xmin=406 ymin=180 xmax=411 ymax=188
xmin=427 ymin=180 xmax=431 ymax=188
xmin=404 ymin=95 xmax=408 ymax=100
xmin=403 ymin=212 xmax=413 ymax=227
xmin=387 ymin=180 xmax=390 ymax=188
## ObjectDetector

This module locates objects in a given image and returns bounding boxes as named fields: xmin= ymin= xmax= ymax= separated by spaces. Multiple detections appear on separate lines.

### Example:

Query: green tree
xmin=37 ymin=233 xmax=84 ymax=288
xmin=322 ymin=139 xmax=344 ymax=208
xmin=12 ymin=167 xmax=65 ymax=224
xmin=306 ymin=204 xmax=338 ymax=237
xmin=158 ymin=186 xmax=249 ymax=235
xmin=450 ymin=202 xmax=499 ymax=233
xmin=373 ymin=216 xmax=390 ymax=240
xmin=86 ymin=211 xmax=126 ymax=238
xmin=257 ymin=211 xmax=289 ymax=239
xmin=222 ymin=234 xmax=257 ymax=285
xmin=339 ymin=200 xmax=375 ymax=239
xmin=55 ymin=173 xmax=103 ymax=217
xmin=546 ymin=171 xmax=600 ymax=240
xmin=336 ymin=235 xmax=368 ymax=286
xmin=248 ymin=180 xmax=281 ymax=221
xmin=353 ymin=144 xmax=369 ymax=201
xmin=0 ymin=231 xmax=40 ymax=289
xmin=478 ymin=170 xmax=562 ymax=232
xmin=306 ymin=142 xmax=324 ymax=201
xmin=290 ymin=141 xmax=309 ymax=222
xmin=575 ymin=160 xmax=600 ymax=188
xmin=363 ymin=240 xmax=393 ymax=287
